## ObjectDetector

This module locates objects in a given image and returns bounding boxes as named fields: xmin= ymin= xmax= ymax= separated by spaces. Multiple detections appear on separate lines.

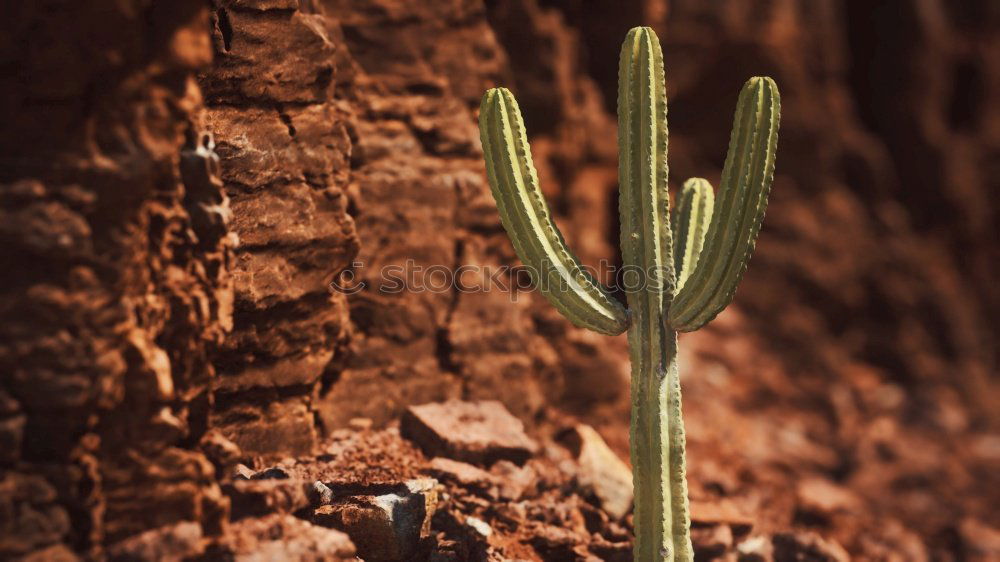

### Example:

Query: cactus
xmin=479 ymin=26 xmax=779 ymax=562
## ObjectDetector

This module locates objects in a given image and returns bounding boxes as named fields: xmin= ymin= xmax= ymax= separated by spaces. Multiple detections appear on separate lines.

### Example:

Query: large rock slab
xmin=559 ymin=424 xmax=633 ymax=520
xmin=225 ymin=514 xmax=356 ymax=562
xmin=312 ymin=478 xmax=438 ymax=562
xmin=402 ymin=400 xmax=538 ymax=466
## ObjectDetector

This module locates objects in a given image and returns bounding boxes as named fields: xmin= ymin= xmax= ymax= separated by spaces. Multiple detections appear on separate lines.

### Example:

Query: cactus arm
xmin=668 ymin=77 xmax=780 ymax=332
xmin=672 ymin=178 xmax=715 ymax=290
xmin=618 ymin=27 xmax=692 ymax=562
xmin=479 ymin=88 xmax=629 ymax=335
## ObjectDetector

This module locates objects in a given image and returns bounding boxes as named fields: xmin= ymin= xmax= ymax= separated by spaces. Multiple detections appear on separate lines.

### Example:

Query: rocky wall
xmin=1 ymin=1 xmax=231 ymax=557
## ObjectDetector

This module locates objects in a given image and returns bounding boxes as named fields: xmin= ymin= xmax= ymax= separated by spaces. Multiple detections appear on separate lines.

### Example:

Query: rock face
xmin=1 ymin=1 xmax=231 ymax=558
xmin=2 ymin=0 xmax=997 ymax=559
xmin=201 ymin=2 xmax=359 ymax=458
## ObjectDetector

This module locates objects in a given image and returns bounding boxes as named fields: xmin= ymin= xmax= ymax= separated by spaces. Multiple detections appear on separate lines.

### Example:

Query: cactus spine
xmin=479 ymin=26 xmax=779 ymax=562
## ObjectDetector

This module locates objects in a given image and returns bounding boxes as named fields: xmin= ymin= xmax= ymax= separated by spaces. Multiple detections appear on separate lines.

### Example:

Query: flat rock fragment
xmin=559 ymin=424 xmax=633 ymax=520
xmin=401 ymin=400 xmax=538 ymax=466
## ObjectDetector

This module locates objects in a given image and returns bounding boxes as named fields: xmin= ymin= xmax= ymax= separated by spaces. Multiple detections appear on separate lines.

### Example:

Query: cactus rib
xmin=668 ymin=77 xmax=780 ymax=332
xmin=672 ymin=178 xmax=715 ymax=290
xmin=479 ymin=88 xmax=629 ymax=335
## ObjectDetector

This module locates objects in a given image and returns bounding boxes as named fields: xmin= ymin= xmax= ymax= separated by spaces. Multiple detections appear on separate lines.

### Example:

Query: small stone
xmin=428 ymin=539 xmax=466 ymax=561
xmin=0 ymin=413 xmax=25 ymax=465
xmin=309 ymin=480 xmax=334 ymax=505
xmin=21 ymin=544 xmax=79 ymax=562
xmin=402 ymin=400 xmax=538 ymax=466
xmin=225 ymin=513 xmax=355 ymax=561
xmin=772 ymin=531 xmax=850 ymax=562
xmin=312 ymin=478 xmax=439 ymax=560
xmin=105 ymin=521 xmax=203 ymax=561
xmin=466 ymin=516 xmax=492 ymax=537
xmin=348 ymin=417 xmax=374 ymax=431
xmin=796 ymin=477 xmax=861 ymax=515
xmin=736 ymin=535 xmax=773 ymax=561
xmin=253 ymin=466 xmax=291 ymax=480
xmin=559 ymin=425 xmax=633 ymax=520
xmin=493 ymin=502 xmax=527 ymax=529
xmin=690 ymin=499 xmax=755 ymax=535
xmin=427 ymin=457 xmax=497 ymax=495
xmin=588 ymin=534 xmax=632 ymax=562
xmin=227 ymin=479 xmax=310 ymax=519
xmin=233 ymin=464 xmax=255 ymax=480
xmin=490 ymin=460 xmax=536 ymax=500
xmin=691 ymin=524 xmax=733 ymax=560
xmin=959 ymin=518 xmax=1000 ymax=559
xmin=528 ymin=522 xmax=583 ymax=559
xmin=200 ymin=429 xmax=243 ymax=470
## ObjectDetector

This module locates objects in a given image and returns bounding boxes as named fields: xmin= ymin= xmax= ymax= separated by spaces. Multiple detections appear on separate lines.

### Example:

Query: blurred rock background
xmin=1 ymin=0 xmax=996 ymax=559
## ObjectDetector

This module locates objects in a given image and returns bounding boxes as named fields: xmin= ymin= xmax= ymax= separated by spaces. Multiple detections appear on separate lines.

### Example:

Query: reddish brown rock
xmin=959 ymin=518 xmax=1000 ymax=561
xmin=199 ymin=429 xmax=243 ymax=472
xmin=559 ymin=424 xmax=633 ymax=520
xmin=402 ymin=400 xmax=539 ymax=466
xmin=426 ymin=457 xmax=499 ymax=496
xmin=222 ymin=513 xmax=355 ymax=561
xmin=0 ymin=473 xmax=70 ymax=557
xmin=527 ymin=521 xmax=585 ymax=560
xmin=203 ymin=0 xmax=358 ymax=458
xmin=589 ymin=535 xmax=633 ymax=562
xmin=233 ymin=464 xmax=255 ymax=480
xmin=691 ymin=524 xmax=734 ymax=560
xmin=312 ymin=478 xmax=439 ymax=561
xmin=210 ymin=395 xmax=320 ymax=458
xmin=1 ymin=1 xmax=231 ymax=557
xmin=20 ymin=544 xmax=80 ymax=562
xmin=489 ymin=460 xmax=538 ymax=501
xmin=227 ymin=478 xmax=311 ymax=520
xmin=773 ymin=531 xmax=851 ymax=562
xmin=736 ymin=535 xmax=774 ymax=561
xmin=105 ymin=521 xmax=204 ymax=561
xmin=690 ymin=499 xmax=755 ymax=536
xmin=796 ymin=477 xmax=862 ymax=517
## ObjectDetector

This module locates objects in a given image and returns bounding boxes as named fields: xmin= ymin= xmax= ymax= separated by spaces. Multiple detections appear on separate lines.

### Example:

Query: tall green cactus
xmin=479 ymin=27 xmax=779 ymax=562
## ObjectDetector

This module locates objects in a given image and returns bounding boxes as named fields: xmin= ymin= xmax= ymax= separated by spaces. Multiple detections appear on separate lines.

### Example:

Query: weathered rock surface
xmin=105 ymin=521 xmax=204 ymax=562
xmin=426 ymin=457 xmax=498 ymax=496
xmin=773 ymin=531 xmax=852 ymax=562
xmin=222 ymin=513 xmax=356 ymax=561
xmin=559 ymin=424 xmax=633 ymax=520
xmin=402 ymin=400 xmax=539 ymax=466
xmin=1 ymin=1 xmax=230 ymax=557
xmin=202 ymin=0 xmax=359 ymax=458
xmin=226 ymin=478 xmax=311 ymax=520
xmin=689 ymin=499 xmax=755 ymax=535
xmin=690 ymin=524 xmax=734 ymax=560
xmin=312 ymin=478 xmax=439 ymax=561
